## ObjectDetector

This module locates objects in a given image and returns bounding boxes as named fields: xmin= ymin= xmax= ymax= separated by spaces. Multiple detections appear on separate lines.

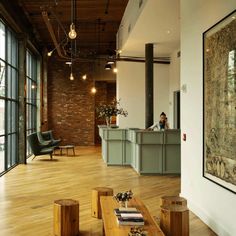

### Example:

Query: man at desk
xmin=148 ymin=112 xmax=169 ymax=130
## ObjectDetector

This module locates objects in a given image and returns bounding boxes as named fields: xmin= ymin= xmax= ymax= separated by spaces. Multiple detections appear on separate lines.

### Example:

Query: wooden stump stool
xmin=54 ymin=199 xmax=79 ymax=236
xmin=161 ymin=195 xmax=187 ymax=207
xmin=91 ymin=187 xmax=113 ymax=219
xmin=160 ymin=204 xmax=189 ymax=236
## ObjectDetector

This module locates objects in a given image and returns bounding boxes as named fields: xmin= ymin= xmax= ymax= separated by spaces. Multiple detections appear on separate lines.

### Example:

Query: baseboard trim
xmin=180 ymin=193 xmax=231 ymax=236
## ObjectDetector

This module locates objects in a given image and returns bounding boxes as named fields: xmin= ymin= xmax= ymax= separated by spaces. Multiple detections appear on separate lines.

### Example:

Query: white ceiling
xmin=121 ymin=0 xmax=180 ymax=58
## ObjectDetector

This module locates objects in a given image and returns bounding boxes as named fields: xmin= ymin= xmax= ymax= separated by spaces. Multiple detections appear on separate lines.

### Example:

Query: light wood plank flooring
xmin=0 ymin=146 xmax=216 ymax=236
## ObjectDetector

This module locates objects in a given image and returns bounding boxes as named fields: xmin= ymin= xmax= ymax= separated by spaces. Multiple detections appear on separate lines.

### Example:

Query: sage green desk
xmin=98 ymin=126 xmax=180 ymax=174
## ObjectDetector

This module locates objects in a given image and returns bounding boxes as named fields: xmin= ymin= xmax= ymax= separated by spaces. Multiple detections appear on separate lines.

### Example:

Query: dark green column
xmin=145 ymin=43 xmax=153 ymax=128
xmin=18 ymin=35 xmax=27 ymax=164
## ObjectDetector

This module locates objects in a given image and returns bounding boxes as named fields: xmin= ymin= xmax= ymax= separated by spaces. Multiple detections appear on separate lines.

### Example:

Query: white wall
xmin=181 ymin=1 xmax=236 ymax=235
xmin=117 ymin=0 xmax=147 ymax=52
xmin=169 ymin=49 xmax=180 ymax=127
xmin=117 ymin=61 xmax=169 ymax=129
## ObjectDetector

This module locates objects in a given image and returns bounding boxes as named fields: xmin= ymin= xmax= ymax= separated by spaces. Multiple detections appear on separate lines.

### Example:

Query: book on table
xmin=114 ymin=207 xmax=141 ymax=215
xmin=114 ymin=207 xmax=145 ymax=226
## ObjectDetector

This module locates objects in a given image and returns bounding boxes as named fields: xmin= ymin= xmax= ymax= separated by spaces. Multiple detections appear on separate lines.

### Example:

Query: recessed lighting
xmin=113 ymin=68 xmax=118 ymax=73
xmin=82 ymin=74 xmax=87 ymax=80
xmin=107 ymin=61 xmax=115 ymax=65
xmin=166 ymin=30 xmax=171 ymax=34
xmin=66 ymin=61 xmax=72 ymax=65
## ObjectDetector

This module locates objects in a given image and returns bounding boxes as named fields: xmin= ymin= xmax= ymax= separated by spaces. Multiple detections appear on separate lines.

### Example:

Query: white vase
xmin=105 ymin=116 xmax=112 ymax=127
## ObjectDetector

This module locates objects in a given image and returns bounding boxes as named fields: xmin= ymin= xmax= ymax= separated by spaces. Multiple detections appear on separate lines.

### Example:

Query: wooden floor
xmin=0 ymin=146 xmax=216 ymax=236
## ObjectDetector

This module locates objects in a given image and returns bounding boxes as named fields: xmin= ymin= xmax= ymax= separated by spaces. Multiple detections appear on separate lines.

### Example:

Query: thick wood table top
xmin=100 ymin=196 xmax=165 ymax=236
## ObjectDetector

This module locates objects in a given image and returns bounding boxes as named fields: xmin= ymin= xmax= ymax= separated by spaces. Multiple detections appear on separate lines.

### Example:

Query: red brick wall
xmin=47 ymin=56 xmax=116 ymax=146
xmin=47 ymin=57 xmax=95 ymax=145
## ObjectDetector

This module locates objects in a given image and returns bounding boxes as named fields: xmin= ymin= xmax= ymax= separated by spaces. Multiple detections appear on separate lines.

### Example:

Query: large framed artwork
xmin=203 ymin=10 xmax=236 ymax=193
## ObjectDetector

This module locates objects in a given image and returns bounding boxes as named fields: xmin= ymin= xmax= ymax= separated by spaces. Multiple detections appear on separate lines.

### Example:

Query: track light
xmin=105 ymin=63 xmax=112 ymax=70
xmin=107 ymin=60 xmax=115 ymax=65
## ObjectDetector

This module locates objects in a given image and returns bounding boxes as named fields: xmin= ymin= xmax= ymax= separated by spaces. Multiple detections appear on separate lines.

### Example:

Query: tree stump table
xmin=54 ymin=199 xmax=79 ymax=236
xmin=161 ymin=195 xmax=187 ymax=206
xmin=160 ymin=203 xmax=189 ymax=236
xmin=91 ymin=187 xmax=113 ymax=219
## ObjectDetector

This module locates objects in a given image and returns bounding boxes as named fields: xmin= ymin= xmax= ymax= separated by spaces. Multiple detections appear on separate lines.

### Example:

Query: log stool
xmin=91 ymin=187 xmax=113 ymax=219
xmin=161 ymin=195 xmax=187 ymax=207
xmin=54 ymin=199 xmax=79 ymax=236
xmin=160 ymin=204 xmax=189 ymax=236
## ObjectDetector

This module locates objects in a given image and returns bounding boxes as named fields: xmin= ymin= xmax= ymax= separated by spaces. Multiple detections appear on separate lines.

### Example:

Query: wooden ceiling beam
xmin=42 ymin=11 xmax=67 ymax=58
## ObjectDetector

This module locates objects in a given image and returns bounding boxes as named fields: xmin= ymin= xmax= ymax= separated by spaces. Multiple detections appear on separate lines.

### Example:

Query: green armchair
xmin=27 ymin=132 xmax=54 ymax=160
xmin=40 ymin=130 xmax=61 ymax=147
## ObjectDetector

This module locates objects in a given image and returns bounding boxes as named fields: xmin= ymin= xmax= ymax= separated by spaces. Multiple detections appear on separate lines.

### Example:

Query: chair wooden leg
xmin=50 ymin=153 xmax=53 ymax=159
xmin=32 ymin=155 xmax=36 ymax=160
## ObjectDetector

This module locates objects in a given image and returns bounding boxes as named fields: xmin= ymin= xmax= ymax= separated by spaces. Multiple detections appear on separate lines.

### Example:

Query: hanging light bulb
xmin=91 ymin=87 xmax=97 ymax=93
xmin=69 ymin=72 xmax=74 ymax=81
xmin=68 ymin=23 xmax=77 ymax=39
xmin=31 ymin=84 xmax=36 ymax=89
xmin=47 ymin=50 xmax=53 ymax=57
xmin=82 ymin=74 xmax=87 ymax=80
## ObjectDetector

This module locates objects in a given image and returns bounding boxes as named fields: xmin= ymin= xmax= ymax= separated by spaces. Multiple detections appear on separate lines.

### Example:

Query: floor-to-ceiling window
xmin=26 ymin=50 xmax=38 ymax=156
xmin=0 ymin=19 xmax=18 ymax=175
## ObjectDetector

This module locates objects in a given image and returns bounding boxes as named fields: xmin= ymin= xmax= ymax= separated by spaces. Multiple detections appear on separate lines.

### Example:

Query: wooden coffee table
xmin=100 ymin=196 xmax=165 ymax=236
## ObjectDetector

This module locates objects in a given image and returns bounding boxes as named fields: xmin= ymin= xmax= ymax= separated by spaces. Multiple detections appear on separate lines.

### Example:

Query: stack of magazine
xmin=114 ymin=207 xmax=144 ymax=226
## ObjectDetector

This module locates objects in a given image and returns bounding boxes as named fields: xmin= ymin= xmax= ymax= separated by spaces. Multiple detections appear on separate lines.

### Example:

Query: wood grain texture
xmin=91 ymin=187 xmax=113 ymax=219
xmin=160 ymin=205 xmax=189 ymax=236
xmin=0 ymin=146 xmax=216 ymax=236
xmin=161 ymin=195 xmax=187 ymax=206
xmin=100 ymin=196 xmax=165 ymax=236
xmin=54 ymin=199 xmax=79 ymax=236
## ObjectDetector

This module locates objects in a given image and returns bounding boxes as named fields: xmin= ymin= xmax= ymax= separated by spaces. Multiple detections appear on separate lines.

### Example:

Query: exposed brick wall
xmin=47 ymin=56 xmax=95 ymax=146
xmin=47 ymin=56 xmax=116 ymax=146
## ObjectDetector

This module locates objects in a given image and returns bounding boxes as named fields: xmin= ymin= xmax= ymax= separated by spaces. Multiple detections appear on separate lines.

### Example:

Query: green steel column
xmin=145 ymin=43 xmax=153 ymax=128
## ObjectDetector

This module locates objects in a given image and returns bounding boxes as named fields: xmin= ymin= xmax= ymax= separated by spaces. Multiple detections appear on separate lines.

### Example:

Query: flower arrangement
xmin=114 ymin=190 xmax=133 ymax=203
xmin=128 ymin=227 xmax=147 ymax=236
xmin=96 ymin=99 xmax=128 ymax=119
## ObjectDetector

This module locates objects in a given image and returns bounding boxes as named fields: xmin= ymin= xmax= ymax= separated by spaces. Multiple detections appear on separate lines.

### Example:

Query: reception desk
xmin=98 ymin=126 xmax=180 ymax=175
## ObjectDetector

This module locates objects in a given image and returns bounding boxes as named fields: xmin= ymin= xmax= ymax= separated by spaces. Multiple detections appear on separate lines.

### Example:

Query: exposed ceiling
xmin=11 ymin=0 xmax=129 ymax=59
xmin=121 ymin=0 xmax=180 ymax=58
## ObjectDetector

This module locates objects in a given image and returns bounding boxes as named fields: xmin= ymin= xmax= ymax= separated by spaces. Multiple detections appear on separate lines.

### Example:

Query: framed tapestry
xmin=203 ymin=10 xmax=236 ymax=193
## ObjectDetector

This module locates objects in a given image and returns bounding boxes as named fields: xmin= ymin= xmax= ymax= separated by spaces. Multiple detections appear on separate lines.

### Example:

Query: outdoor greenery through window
xmin=26 ymin=50 xmax=38 ymax=156
xmin=0 ymin=19 xmax=19 ymax=175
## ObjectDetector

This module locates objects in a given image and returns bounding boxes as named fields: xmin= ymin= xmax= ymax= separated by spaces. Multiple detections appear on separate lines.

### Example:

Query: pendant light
xmin=68 ymin=0 xmax=77 ymax=39
xmin=69 ymin=61 xmax=74 ymax=81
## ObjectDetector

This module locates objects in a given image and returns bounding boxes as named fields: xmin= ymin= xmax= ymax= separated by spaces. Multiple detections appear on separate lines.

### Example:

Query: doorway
xmin=173 ymin=90 xmax=180 ymax=129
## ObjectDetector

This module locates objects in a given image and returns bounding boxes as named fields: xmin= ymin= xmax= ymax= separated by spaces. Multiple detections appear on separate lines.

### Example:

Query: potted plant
xmin=96 ymin=99 xmax=128 ymax=127
xmin=114 ymin=190 xmax=133 ymax=208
